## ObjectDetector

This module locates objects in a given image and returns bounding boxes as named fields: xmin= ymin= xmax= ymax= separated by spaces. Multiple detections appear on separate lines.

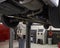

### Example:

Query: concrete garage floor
xmin=0 ymin=40 xmax=58 ymax=48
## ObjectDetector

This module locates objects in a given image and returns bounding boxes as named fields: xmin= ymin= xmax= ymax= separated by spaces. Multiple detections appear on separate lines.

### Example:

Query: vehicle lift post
xmin=26 ymin=22 xmax=32 ymax=48
xmin=9 ymin=28 xmax=14 ymax=48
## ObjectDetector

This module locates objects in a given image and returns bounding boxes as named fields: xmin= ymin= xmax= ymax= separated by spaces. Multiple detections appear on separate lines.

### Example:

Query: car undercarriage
xmin=0 ymin=0 xmax=59 ymax=29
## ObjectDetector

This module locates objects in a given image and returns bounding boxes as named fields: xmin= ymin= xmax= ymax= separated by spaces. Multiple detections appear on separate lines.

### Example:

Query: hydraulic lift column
xmin=9 ymin=28 xmax=14 ymax=48
xmin=26 ymin=22 xmax=32 ymax=48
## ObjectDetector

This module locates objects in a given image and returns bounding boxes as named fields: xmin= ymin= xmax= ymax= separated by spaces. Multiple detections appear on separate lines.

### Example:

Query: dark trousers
xmin=19 ymin=38 xmax=25 ymax=48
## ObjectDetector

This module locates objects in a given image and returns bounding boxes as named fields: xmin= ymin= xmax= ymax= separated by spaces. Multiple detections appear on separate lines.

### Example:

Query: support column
xmin=9 ymin=28 xmax=14 ymax=48
xmin=26 ymin=22 xmax=32 ymax=48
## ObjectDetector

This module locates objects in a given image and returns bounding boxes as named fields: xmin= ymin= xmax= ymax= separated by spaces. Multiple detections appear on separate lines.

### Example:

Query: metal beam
xmin=26 ymin=22 xmax=32 ymax=48
xmin=9 ymin=28 xmax=14 ymax=48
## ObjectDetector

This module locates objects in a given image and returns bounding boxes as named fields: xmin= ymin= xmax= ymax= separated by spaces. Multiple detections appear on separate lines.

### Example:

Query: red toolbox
xmin=0 ymin=23 xmax=10 ymax=41
xmin=58 ymin=42 xmax=60 ymax=48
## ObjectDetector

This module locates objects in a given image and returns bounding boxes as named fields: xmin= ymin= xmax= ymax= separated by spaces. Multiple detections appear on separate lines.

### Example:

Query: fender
xmin=50 ymin=0 xmax=59 ymax=7
xmin=43 ymin=0 xmax=59 ymax=7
